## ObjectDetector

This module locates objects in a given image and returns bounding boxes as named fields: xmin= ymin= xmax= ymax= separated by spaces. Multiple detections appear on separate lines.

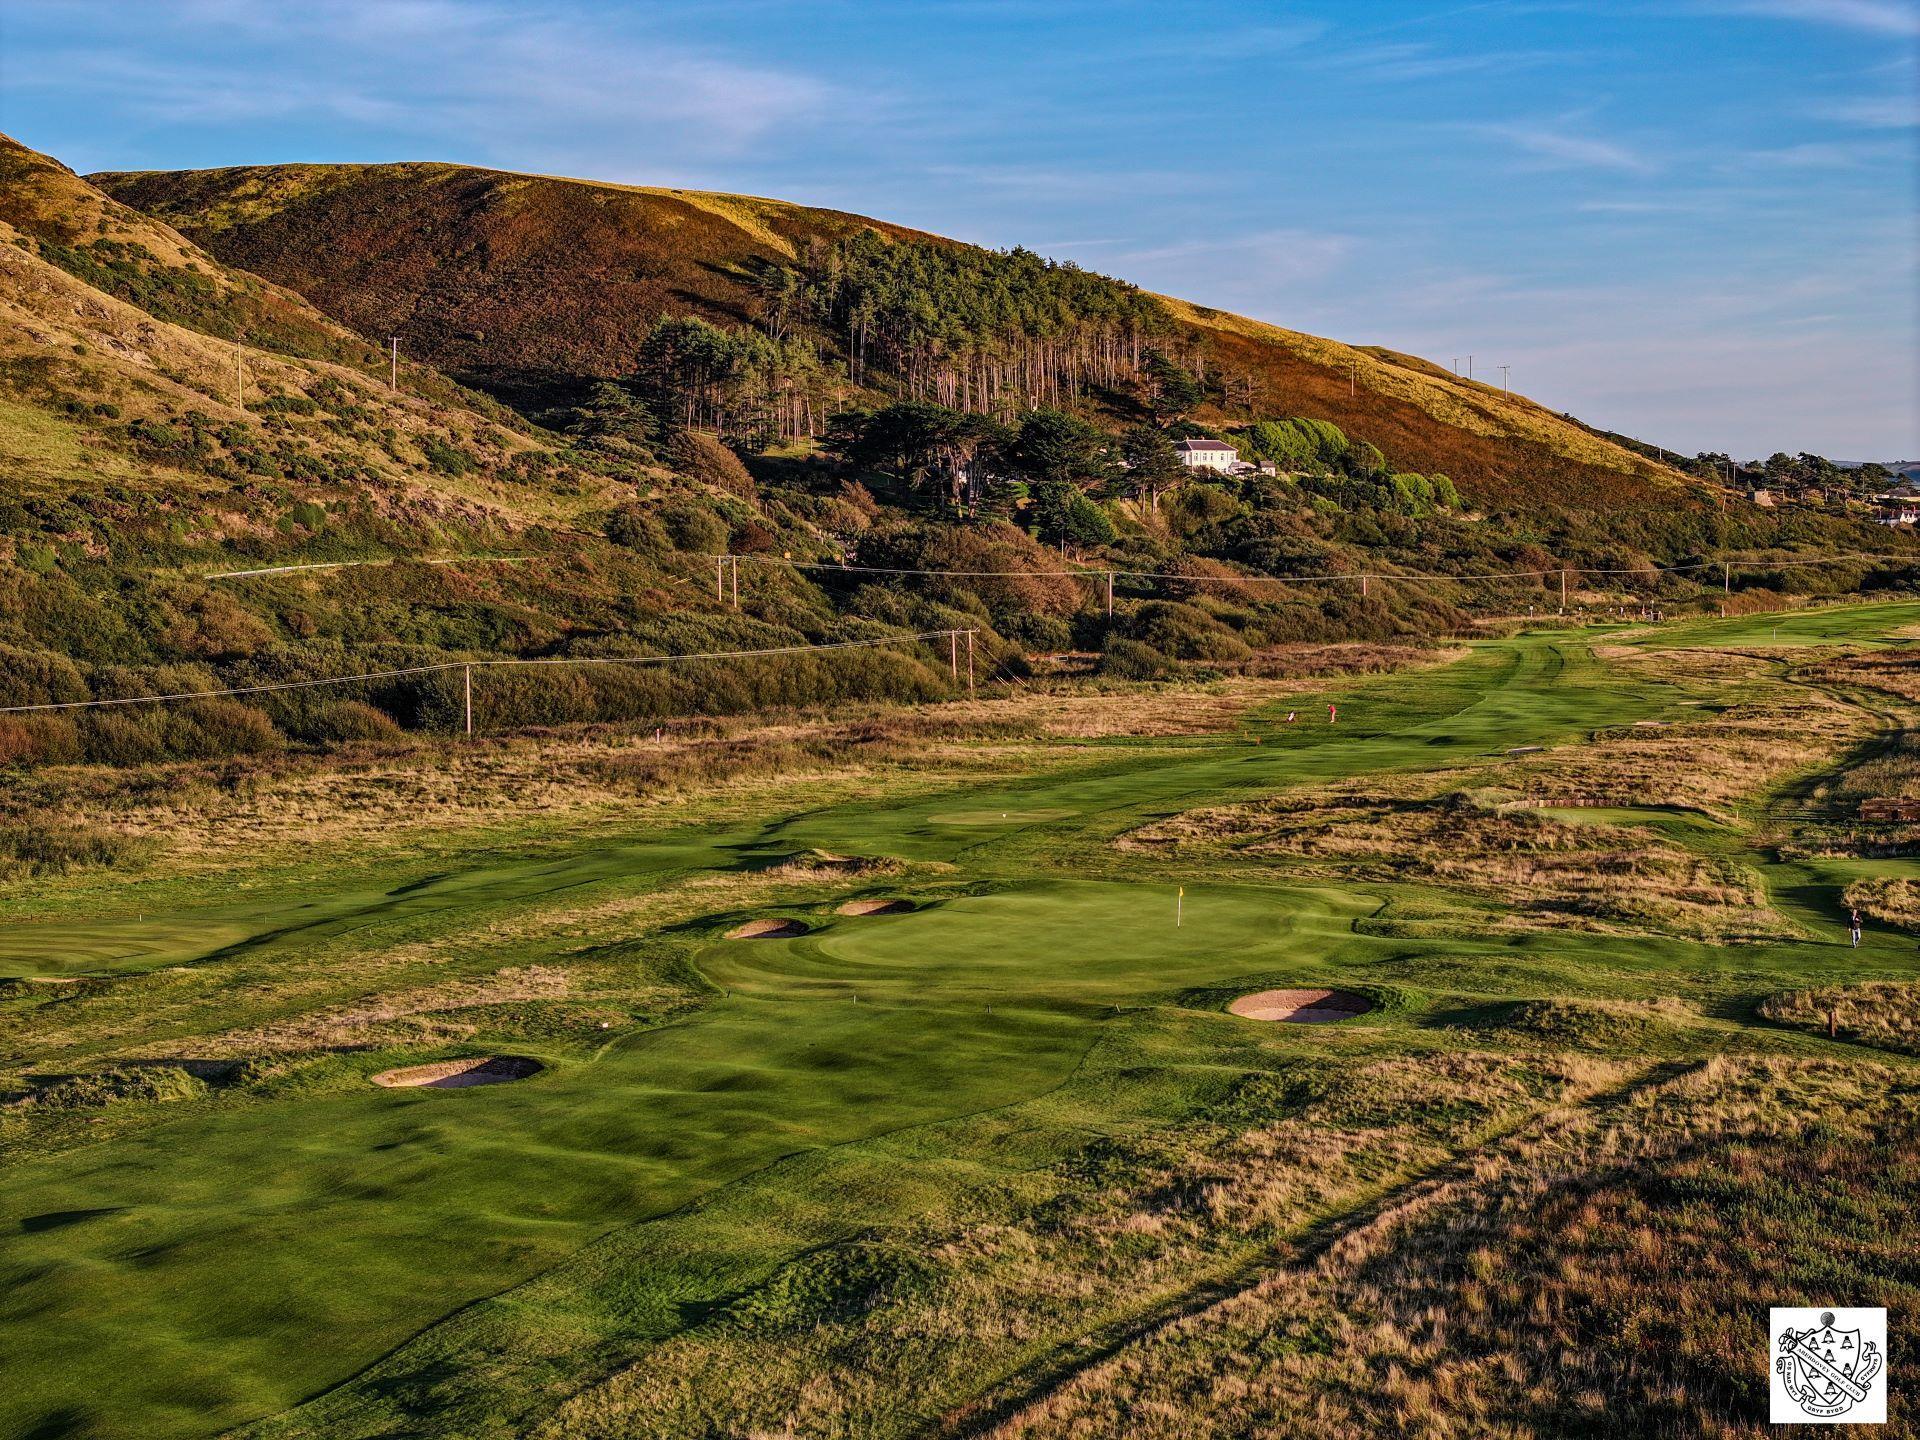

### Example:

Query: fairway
xmin=6 ymin=607 xmax=1920 ymax=1440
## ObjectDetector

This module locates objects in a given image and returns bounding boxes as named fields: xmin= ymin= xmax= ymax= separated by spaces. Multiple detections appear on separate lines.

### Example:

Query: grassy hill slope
xmin=97 ymin=158 xmax=1692 ymax=509
xmin=0 ymin=137 xmax=980 ymax=767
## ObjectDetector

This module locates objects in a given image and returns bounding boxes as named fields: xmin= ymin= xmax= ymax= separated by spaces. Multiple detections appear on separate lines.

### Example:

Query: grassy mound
xmin=1489 ymin=997 xmax=1698 ymax=1051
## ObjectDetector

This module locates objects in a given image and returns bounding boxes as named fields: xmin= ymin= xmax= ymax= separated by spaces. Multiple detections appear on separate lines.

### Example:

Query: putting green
xmin=925 ymin=807 xmax=1078 ymax=826
xmin=6 ymin=609 xmax=1920 ymax=1440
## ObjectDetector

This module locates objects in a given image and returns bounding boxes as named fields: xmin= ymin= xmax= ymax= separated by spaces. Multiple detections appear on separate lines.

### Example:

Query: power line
xmin=204 ymin=555 xmax=533 ymax=581
xmin=0 ymin=630 xmax=969 ymax=716
xmin=714 ymin=550 xmax=1920 ymax=589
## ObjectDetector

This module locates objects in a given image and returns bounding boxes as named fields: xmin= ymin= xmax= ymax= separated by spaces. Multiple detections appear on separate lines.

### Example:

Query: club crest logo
xmin=1772 ymin=1308 xmax=1887 ymax=1424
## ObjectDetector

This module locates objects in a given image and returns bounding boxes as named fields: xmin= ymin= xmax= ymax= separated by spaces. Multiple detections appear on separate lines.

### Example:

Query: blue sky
xmin=4 ymin=0 xmax=1915 ymax=458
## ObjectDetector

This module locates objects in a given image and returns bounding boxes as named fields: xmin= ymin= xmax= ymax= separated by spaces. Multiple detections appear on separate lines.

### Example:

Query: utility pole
xmin=1468 ymin=354 xmax=1475 ymax=381
xmin=716 ymin=555 xmax=726 ymax=602
xmin=949 ymin=630 xmax=959 ymax=683
xmin=1361 ymin=574 xmax=1369 ymax=598
xmin=1349 ymin=357 xmax=1357 ymax=397
xmin=1105 ymin=571 xmax=1114 ymax=619
xmin=966 ymin=629 xmax=975 ymax=697
xmin=1560 ymin=567 xmax=1568 ymax=613
xmin=730 ymin=555 xmax=739 ymax=608
xmin=463 ymin=665 xmax=473 ymax=736
xmin=1452 ymin=357 xmax=1460 ymax=376
xmin=389 ymin=336 xmax=399 ymax=390
xmin=1499 ymin=365 xmax=1511 ymax=392
xmin=233 ymin=339 xmax=245 ymax=410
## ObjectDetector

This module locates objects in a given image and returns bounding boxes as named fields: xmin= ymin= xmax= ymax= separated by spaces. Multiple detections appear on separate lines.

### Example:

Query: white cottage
xmin=1173 ymin=438 xmax=1238 ymax=472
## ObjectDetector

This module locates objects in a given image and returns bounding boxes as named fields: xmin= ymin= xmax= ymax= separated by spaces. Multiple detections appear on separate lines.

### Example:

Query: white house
xmin=1173 ymin=437 xmax=1238 ymax=472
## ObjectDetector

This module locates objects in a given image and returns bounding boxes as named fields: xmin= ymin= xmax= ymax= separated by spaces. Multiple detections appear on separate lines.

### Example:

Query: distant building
xmin=1750 ymin=488 xmax=1776 ymax=508
xmin=1174 ymin=438 xmax=1238 ymax=472
xmin=1872 ymin=495 xmax=1920 ymax=526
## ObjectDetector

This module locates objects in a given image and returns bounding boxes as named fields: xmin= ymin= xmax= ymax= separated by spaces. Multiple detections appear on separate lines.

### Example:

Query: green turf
xmin=5 ymin=606 xmax=1920 ymax=1440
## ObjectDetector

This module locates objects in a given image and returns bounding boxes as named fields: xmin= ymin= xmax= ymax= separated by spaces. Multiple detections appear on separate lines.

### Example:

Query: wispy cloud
xmin=1326 ymin=40 xmax=1565 ymax=82
xmin=1699 ymin=0 xmax=1920 ymax=35
xmin=1473 ymin=122 xmax=1661 ymax=174
xmin=1813 ymin=95 xmax=1920 ymax=127
xmin=16 ymin=0 xmax=836 ymax=166
xmin=1116 ymin=228 xmax=1357 ymax=285
xmin=1578 ymin=198 xmax=1718 ymax=213
xmin=1738 ymin=138 xmax=1897 ymax=165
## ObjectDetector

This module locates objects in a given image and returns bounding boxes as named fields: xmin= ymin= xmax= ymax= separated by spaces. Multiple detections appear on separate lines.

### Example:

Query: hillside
xmin=0 ymin=136 xmax=985 ymax=767
xmin=3 ymin=131 xmax=1912 ymax=779
xmin=97 ymin=158 xmax=1692 ymax=509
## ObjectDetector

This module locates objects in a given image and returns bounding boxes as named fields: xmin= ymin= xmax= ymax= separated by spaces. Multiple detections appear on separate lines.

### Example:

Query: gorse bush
xmin=1097 ymin=636 xmax=1169 ymax=680
xmin=1125 ymin=601 xmax=1252 ymax=662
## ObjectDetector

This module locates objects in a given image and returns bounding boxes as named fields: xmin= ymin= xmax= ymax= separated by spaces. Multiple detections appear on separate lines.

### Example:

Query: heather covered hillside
xmin=101 ymin=157 xmax=1697 ymax=509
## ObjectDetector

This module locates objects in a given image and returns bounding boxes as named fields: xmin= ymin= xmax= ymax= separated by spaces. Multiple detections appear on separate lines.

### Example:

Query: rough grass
xmin=1761 ymin=981 xmax=1920 ymax=1056
xmin=1130 ymin=787 xmax=1788 ymax=939
xmin=525 ymin=1054 xmax=1612 ymax=1440
xmin=0 ymin=815 xmax=148 ymax=878
xmin=0 ymin=679 xmax=1296 ymax=874
xmin=1843 ymin=875 xmax=1920 ymax=932
xmin=973 ymin=1059 xmax=1920 ymax=1440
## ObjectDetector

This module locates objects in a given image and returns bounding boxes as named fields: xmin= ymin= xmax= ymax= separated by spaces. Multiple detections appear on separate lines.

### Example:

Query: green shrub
xmin=998 ymin=612 xmax=1074 ymax=652
xmin=1097 ymin=637 xmax=1169 ymax=680
xmin=667 ymin=429 xmax=756 ymax=499
xmin=421 ymin=436 xmax=475 ymax=475
xmin=659 ymin=498 xmax=729 ymax=553
xmin=286 ymin=699 xmax=401 ymax=745
xmin=605 ymin=503 xmax=663 ymax=550
xmin=1126 ymin=601 xmax=1251 ymax=661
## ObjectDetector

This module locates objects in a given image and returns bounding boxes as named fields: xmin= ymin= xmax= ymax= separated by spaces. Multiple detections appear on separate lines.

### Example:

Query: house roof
xmin=1174 ymin=438 xmax=1235 ymax=452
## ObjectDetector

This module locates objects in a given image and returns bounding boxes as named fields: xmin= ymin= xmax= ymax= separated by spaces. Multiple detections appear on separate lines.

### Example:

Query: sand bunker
xmin=726 ymin=917 xmax=810 ymax=940
xmin=1228 ymin=988 xmax=1373 ymax=1024
xmin=835 ymin=898 xmax=914 ymax=916
xmin=371 ymin=1055 xmax=542 ymax=1089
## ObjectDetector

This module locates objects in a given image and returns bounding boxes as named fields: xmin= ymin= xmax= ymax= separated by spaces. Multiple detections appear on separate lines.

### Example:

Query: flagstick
xmin=1176 ymin=886 xmax=1184 ymax=928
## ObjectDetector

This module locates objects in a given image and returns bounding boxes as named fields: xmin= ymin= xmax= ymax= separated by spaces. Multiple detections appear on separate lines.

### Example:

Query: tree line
xmin=561 ymin=233 xmax=1203 ymax=451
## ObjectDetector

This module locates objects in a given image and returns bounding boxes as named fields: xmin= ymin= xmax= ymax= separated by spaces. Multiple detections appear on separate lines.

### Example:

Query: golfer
xmin=1850 ymin=909 xmax=1862 ymax=948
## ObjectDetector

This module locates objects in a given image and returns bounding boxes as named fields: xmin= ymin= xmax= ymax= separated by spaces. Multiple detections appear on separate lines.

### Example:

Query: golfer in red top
xmin=1328 ymin=702 xmax=1337 ymax=723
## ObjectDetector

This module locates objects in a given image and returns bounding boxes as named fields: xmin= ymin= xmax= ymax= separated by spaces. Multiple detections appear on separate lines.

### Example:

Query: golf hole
xmin=835 ymin=898 xmax=914 ymax=916
xmin=726 ymin=918 xmax=810 ymax=940
xmin=927 ymin=807 xmax=1075 ymax=827
xmin=371 ymin=1056 xmax=543 ymax=1089
xmin=1228 ymin=988 xmax=1373 ymax=1024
